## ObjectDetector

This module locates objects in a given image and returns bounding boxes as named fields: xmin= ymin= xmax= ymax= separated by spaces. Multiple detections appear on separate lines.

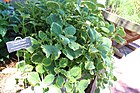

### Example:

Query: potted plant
xmin=1 ymin=0 xmax=125 ymax=92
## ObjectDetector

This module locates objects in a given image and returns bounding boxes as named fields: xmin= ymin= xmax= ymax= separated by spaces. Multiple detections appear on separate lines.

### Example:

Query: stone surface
xmin=0 ymin=69 xmax=24 ymax=93
xmin=2 ymin=68 xmax=17 ymax=73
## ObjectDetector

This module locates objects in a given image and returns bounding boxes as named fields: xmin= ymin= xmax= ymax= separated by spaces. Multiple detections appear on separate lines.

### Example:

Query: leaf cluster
xmin=0 ymin=2 xmax=19 ymax=60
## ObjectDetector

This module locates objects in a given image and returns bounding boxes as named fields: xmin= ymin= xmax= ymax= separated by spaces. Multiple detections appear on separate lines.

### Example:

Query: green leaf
xmin=44 ymin=65 xmax=55 ymax=74
xmin=41 ymin=45 xmax=61 ymax=60
xmin=24 ymin=65 xmax=34 ymax=72
xmin=100 ymin=27 xmax=110 ymax=33
xmin=97 ymin=3 xmax=105 ymax=8
xmin=103 ymin=78 xmax=108 ymax=84
xmin=104 ymin=56 xmax=111 ymax=66
xmin=85 ymin=61 xmax=95 ymax=70
xmin=1 ymin=21 xmax=8 ymax=26
xmin=54 ymin=67 xmax=60 ymax=74
xmin=64 ymin=25 xmax=76 ymax=36
xmin=81 ymin=31 xmax=88 ymax=43
xmin=75 ymin=4 xmax=81 ymax=15
xmin=58 ymin=9 xmax=65 ymax=15
xmin=28 ymin=21 xmax=37 ymax=26
xmin=89 ymin=70 xmax=94 ymax=75
xmin=63 ymin=47 xmax=75 ymax=60
xmin=46 ymin=1 xmax=60 ymax=9
xmin=42 ymin=57 xmax=51 ymax=67
xmin=60 ymin=69 xmax=67 ymax=76
xmin=26 ymin=37 xmax=39 ymax=53
xmin=78 ymin=90 xmax=85 ymax=93
xmin=26 ymin=44 xmax=40 ymax=54
xmin=98 ymin=45 xmax=108 ymax=54
xmin=51 ymin=22 xmax=62 ymax=36
xmin=101 ymin=37 xmax=112 ymax=48
xmin=88 ymin=28 xmax=95 ymax=42
xmin=28 ymin=37 xmax=38 ymax=44
xmin=81 ymin=1 xmax=97 ymax=11
xmin=63 ymin=47 xmax=83 ymax=60
xmin=64 ymin=82 xmax=73 ymax=92
xmin=59 ymin=34 xmax=70 ymax=46
xmin=24 ymin=52 xmax=32 ymax=64
xmin=41 ymin=45 xmax=52 ymax=58
xmin=48 ymin=85 xmax=61 ymax=93
xmin=85 ymin=55 xmax=92 ymax=61
xmin=74 ymin=49 xmax=83 ymax=58
xmin=68 ymin=75 xmax=77 ymax=83
xmin=16 ymin=60 xmax=25 ymax=72
xmin=0 ymin=27 xmax=7 ymax=37
xmin=36 ymin=64 xmax=45 ymax=74
xmin=47 ymin=14 xmax=63 ymax=26
xmin=59 ymin=58 xmax=68 ymax=68
xmin=43 ymin=74 xmax=55 ymax=85
xmin=31 ymin=52 xmax=44 ymax=64
xmin=116 ymin=27 xmax=126 ymax=37
xmin=69 ymin=36 xmax=77 ymax=42
xmin=113 ymin=76 xmax=117 ymax=81
xmin=68 ymin=41 xmax=79 ymax=51
xmin=0 ymin=39 xmax=2 ymax=42
xmin=55 ymin=75 xmax=65 ymax=88
xmin=70 ymin=67 xmax=81 ymax=78
xmin=115 ymin=35 xmax=126 ymax=44
xmin=108 ymin=24 xmax=115 ymax=32
xmin=78 ymin=79 xmax=90 ymax=90
xmin=95 ymin=88 xmax=100 ymax=93
xmin=82 ymin=5 xmax=89 ymax=14
xmin=97 ymin=62 xmax=104 ymax=70
xmin=55 ymin=43 xmax=63 ymax=50
xmin=38 ymin=31 xmax=48 ymax=40
xmin=88 ymin=28 xmax=100 ymax=43
xmin=89 ymin=44 xmax=98 ymax=53
xmin=27 ymin=72 xmax=41 ymax=86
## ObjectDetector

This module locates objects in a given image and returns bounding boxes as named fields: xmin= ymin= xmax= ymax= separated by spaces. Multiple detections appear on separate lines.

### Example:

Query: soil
xmin=0 ymin=58 xmax=17 ymax=71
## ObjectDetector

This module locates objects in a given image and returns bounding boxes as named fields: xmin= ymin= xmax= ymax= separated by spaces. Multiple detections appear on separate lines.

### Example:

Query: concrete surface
xmin=101 ymin=39 xmax=140 ymax=93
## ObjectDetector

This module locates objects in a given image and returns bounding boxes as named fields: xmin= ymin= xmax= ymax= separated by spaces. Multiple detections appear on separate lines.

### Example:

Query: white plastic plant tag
xmin=6 ymin=37 xmax=32 ymax=53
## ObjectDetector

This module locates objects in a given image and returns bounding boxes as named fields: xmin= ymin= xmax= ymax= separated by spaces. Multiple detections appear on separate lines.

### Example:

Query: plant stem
xmin=23 ymin=18 xmax=26 ymax=36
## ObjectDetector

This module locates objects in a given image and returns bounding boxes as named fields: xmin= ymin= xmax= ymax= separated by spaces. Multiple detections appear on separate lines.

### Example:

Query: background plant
xmin=106 ymin=0 xmax=140 ymax=24
xmin=0 ymin=2 xmax=19 ymax=61
xmin=1 ymin=0 xmax=126 ymax=93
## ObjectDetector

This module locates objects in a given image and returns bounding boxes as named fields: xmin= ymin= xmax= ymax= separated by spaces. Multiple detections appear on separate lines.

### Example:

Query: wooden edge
xmin=126 ymin=43 xmax=140 ymax=50
xmin=102 ymin=10 xmax=140 ymax=34
xmin=90 ymin=76 xmax=97 ymax=93
xmin=90 ymin=70 xmax=105 ymax=93
xmin=113 ymin=48 xmax=124 ymax=58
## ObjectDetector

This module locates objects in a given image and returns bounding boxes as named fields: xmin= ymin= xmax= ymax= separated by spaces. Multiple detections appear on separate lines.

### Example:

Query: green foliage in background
xmin=0 ymin=2 xmax=19 ymax=60
xmin=106 ymin=0 xmax=140 ymax=24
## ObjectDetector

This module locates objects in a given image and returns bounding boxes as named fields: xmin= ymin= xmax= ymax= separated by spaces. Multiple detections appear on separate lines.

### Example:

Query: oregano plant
xmin=13 ymin=0 xmax=126 ymax=93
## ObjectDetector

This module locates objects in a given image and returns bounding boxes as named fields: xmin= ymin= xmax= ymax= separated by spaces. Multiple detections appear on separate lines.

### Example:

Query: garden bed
xmin=102 ymin=10 xmax=140 ymax=45
xmin=102 ymin=10 xmax=140 ymax=58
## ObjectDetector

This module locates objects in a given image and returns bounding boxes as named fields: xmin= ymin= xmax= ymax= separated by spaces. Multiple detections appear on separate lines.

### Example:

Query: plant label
xmin=6 ymin=37 xmax=32 ymax=53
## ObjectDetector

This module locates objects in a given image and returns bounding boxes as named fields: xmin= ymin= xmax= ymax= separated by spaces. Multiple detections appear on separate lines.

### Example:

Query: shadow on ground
xmin=112 ymin=80 xmax=140 ymax=93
